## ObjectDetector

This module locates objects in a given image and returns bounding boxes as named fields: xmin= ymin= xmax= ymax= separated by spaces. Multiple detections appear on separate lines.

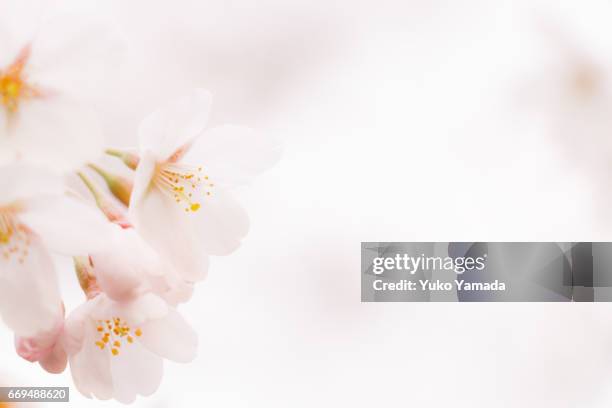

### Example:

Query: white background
xmin=3 ymin=0 xmax=612 ymax=406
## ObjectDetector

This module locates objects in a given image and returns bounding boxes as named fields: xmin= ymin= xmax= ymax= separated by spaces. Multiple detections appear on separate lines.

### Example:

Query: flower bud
xmin=77 ymin=172 xmax=131 ymax=228
xmin=105 ymin=149 xmax=140 ymax=170
xmin=73 ymin=256 xmax=99 ymax=299
xmin=88 ymin=164 xmax=133 ymax=206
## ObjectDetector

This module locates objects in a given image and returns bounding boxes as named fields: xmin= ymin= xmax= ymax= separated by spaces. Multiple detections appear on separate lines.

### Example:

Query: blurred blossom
xmin=523 ymin=20 xmax=612 ymax=180
xmin=0 ymin=9 xmax=123 ymax=171
xmin=0 ymin=165 xmax=110 ymax=337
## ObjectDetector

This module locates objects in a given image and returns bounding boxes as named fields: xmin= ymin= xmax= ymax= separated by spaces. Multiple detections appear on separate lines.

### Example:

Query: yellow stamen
xmin=94 ymin=319 xmax=143 ymax=356
xmin=153 ymin=161 xmax=214 ymax=213
xmin=0 ymin=45 xmax=39 ymax=113
xmin=0 ymin=206 xmax=31 ymax=262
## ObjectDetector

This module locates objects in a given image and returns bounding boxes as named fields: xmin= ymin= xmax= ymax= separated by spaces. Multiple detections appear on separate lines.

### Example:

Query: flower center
xmin=153 ymin=162 xmax=214 ymax=213
xmin=0 ymin=45 xmax=38 ymax=113
xmin=94 ymin=317 xmax=142 ymax=356
xmin=0 ymin=207 xmax=30 ymax=264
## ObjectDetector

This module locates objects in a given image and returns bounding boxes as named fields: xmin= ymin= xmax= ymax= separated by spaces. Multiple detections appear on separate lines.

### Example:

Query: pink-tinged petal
xmin=131 ymin=187 xmax=209 ymax=281
xmin=138 ymin=89 xmax=212 ymax=160
xmin=90 ymin=293 xmax=168 ymax=328
xmin=0 ymin=234 xmax=62 ymax=337
xmin=138 ymin=309 xmax=198 ymax=363
xmin=39 ymin=341 xmax=67 ymax=374
xmin=2 ymin=96 xmax=104 ymax=172
xmin=184 ymin=125 xmax=282 ymax=186
xmin=20 ymin=194 xmax=113 ymax=256
xmin=0 ymin=164 xmax=64 ymax=206
xmin=15 ymin=312 xmax=63 ymax=365
xmin=191 ymin=187 xmax=250 ymax=256
xmin=110 ymin=343 xmax=163 ymax=403
xmin=92 ymin=226 xmax=162 ymax=302
xmin=69 ymin=323 xmax=113 ymax=401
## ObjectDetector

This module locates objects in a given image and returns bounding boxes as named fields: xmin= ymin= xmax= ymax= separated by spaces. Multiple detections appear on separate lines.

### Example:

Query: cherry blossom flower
xmin=75 ymin=172 xmax=194 ymax=305
xmin=91 ymin=224 xmax=193 ymax=305
xmin=61 ymin=292 xmax=197 ymax=403
xmin=129 ymin=89 xmax=281 ymax=281
xmin=0 ymin=12 xmax=123 ymax=171
xmin=0 ymin=164 xmax=111 ymax=337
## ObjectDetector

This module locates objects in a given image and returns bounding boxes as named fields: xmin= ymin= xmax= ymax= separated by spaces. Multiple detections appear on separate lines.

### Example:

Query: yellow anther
xmin=94 ymin=318 xmax=141 ymax=355
xmin=97 ymin=326 xmax=103 ymax=332
xmin=154 ymin=163 xmax=214 ymax=213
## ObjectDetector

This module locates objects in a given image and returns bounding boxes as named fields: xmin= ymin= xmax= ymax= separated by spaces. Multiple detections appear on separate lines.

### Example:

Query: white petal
xmin=110 ymin=343 xmax=163 ymax=403
xmin=62 ymin=301 xmax=93 ymax=356
xmin=69 ymin=323 xmax=113 ymax=400
xmin=28 ymin=13 xmax=125 ymax=103
xmin=138 ymin=309 xmax=197 ymax=363
xmin=191 ymin=187 xmax=250 ymax=256
xmin=184 ymin=125 xmax=282 ymax=186
xmin=138 ymin=89 xmax=212 ymax=160
xmin=1 ymin=96 xmax=104 ymax=172
xmin=0 ymin=164 xmax=64 ymax=206
xmin=131 ymin=187 xmax=209 ymax=281
xmin=20 ymin=194 xmax=113 ymax=256
xmin=0 ymin=234 xmax=62 ymax=337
